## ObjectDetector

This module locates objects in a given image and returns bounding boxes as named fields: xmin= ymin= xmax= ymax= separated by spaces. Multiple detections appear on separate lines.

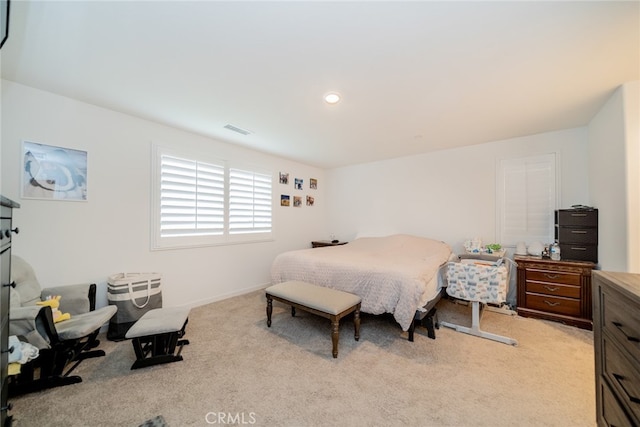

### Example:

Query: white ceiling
xmin=1 ymin=1 xmax=638 ymax=169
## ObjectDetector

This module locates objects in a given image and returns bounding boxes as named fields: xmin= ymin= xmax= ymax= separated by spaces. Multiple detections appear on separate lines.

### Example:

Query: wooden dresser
xmin=1 ymin=197 xmax=19 ymax=427
xmin=515 ymin=256 xmax=595 ymax=330
xmin=593 ymin=270 xmax=640 ymax=427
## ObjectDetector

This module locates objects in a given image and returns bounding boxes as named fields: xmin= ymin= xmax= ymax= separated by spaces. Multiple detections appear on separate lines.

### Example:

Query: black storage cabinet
xmin=555 ymin=208 xmax=598 ymax=263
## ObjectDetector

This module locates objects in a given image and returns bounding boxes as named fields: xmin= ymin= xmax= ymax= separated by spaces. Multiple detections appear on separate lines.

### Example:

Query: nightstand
xmin=515 ymin=256 xmax=595 ymax=330
xmin=311 ymin=240 xmax=348 ymax=248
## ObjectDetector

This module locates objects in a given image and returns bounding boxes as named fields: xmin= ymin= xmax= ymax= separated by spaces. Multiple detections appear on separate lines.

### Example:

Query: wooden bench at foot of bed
xmin=265 ymin=281 xmax=361 ymax=358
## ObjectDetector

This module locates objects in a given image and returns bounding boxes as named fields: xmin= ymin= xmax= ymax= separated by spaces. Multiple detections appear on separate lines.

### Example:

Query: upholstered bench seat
xmin=125 ymin=307 xmax=190 ymax=369
xmin=265 ymin=281 xmax=361 ymax=358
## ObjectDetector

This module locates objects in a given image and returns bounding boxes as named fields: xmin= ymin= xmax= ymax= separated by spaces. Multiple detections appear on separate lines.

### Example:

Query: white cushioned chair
xmin=8 ymin=255 xmax=117 ymax=395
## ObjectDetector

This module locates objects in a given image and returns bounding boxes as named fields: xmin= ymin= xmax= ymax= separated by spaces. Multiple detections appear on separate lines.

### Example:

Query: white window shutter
xmin=229 ymin=168 xmax=272 ymax=235
xmin=160 ymin=155 xmax=225 ymax=237
xmin=497 ymin=153 xmax=557 ymax=246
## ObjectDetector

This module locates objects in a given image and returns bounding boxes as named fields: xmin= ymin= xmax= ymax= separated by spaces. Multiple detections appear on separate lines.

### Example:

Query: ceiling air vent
xmin=223 ymin=124 xmax=252 ymax=136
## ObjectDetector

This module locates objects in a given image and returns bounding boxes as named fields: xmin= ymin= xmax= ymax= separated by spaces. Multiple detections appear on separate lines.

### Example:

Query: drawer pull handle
xmin=543 ymin=300 xmax=561 ymax=307
xmin=570 ymin=230 xmax=587 ymax=234
xmin=570 ymin=213 xmax=587 ymax=217
xmin=543 ymin=285 xmax=559 ymax=292
xmin=570 ymin=247 xmax=587 ymax=251
xmin=543 ymin=273 xmax=559 ymax=279
xmin=613 ymin=373 xmax=640 ymax=404
xmin=612 ymin=321 xmax=640 ymax=343
xmin=0 ymin=403 xmax=12 ymax=412
xmin=0 ymin=345 xmax=14 ymax=354
xmin=1 ymin=281 xmax=16 ymax=288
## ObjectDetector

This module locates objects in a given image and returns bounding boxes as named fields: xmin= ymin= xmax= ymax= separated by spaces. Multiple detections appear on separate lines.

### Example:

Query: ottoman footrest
xmin=125 ymin=307 xmax=191 ymax=370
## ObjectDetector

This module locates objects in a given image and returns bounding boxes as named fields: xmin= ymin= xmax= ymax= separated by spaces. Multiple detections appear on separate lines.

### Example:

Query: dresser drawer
xmin=0 ymin=218 xmax=12 ymax=250
xmin=525 ymin=293 xmax=581 ymax=317
xmin=525 ymin=281 xmax=581 ymax=298
xmin=600 ymin=377 xmax=635 ymax=427
xmin=603 ymin=335 xmax=640 ymax=422
xmin=557 ymin=209 xmax=598 ymax=227
xmin=601 ymin=286 xmax=640 ymax=363
xmin=0 ymin=246 xmax=9 ymax=319
xmin=525 ymin=268 xmax=581 ymax=286
xmin=557 ymin=227 xmax=598 ymax=244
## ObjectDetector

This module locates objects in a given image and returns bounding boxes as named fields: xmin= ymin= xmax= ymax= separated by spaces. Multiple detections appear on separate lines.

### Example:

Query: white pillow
xmin=354 ymin=230 xmax=397 ymax=240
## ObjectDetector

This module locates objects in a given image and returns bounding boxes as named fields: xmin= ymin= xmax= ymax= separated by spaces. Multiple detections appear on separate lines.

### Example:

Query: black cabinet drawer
xmin=557 ymin=209 xmax=598 ymax=227
xmin=559 ymin=244 xmax=597 ymax=263
xmin=557 ymin=227 xmax=598 ymax=244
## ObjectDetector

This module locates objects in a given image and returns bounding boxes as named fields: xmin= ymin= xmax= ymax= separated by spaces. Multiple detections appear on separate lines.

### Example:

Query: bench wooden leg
xmin=331 ymin=316 xmax=340 ymax=358
xmin=354 ymin=305 xmax=361 ymax=341
xmin=266 ymin=296 xmax=273 ymax=327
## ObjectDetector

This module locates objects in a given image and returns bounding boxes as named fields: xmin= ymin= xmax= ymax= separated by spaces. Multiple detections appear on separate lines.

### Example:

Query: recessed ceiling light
xmin=324 ymin=92 xmax=341 ymax=104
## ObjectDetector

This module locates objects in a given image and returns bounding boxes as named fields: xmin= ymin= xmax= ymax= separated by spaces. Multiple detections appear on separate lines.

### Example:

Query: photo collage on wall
xmin=279 ymin=172 xmax=316 ymax=208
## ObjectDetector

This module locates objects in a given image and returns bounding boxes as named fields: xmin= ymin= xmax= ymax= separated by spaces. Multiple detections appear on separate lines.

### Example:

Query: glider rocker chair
xmin=8 ymin=255 xmax=117 ymax=395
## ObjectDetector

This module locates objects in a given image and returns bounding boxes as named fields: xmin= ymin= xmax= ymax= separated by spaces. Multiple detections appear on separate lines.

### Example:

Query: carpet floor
xmin=8 ymin=290 xmax=596 ymax=427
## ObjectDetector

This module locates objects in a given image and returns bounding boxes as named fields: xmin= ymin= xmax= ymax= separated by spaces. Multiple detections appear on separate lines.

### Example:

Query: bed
xmin=270 ymin=234 xmax=452 ymax=340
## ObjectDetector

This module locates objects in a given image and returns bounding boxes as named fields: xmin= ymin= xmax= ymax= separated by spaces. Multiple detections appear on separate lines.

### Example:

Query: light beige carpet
xmin=9 ymin=290 xmax=596 ymax=427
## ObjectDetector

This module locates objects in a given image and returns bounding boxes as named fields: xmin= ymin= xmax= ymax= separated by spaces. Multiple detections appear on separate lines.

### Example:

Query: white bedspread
xmin=270 ymin=234 xmax=452 ymax=331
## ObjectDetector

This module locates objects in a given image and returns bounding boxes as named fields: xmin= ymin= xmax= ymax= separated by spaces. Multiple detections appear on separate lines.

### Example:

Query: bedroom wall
xmin=588 ymin=81 xmax=640 ymax=273
xmin=324 ymin=128 xmax=590 ymax=256
xmin=1 ymin=80 xmax=327 ymax=308
xmin=624 ymin=82 xmax=640 ymax=273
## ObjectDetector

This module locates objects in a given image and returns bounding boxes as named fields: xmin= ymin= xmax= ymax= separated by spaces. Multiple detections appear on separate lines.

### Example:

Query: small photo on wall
xmin=279 ymin=172 xmax=289 ymax=185
xmin=306 ymin=195 xmax=315 ymax=206
xmin=280 ymin=194 xmax=290 ymax=206
xmin=294 ymin=178 xmax=303 ymax=190
xmin=293 ymin=196 xmax=302 ymax=207
xmin=310 ymin=178 xmax=317 ymax=189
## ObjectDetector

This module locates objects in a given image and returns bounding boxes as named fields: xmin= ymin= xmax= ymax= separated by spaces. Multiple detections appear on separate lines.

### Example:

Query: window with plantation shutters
xmin=229 ymin=168 xmax=272 ymax=235
xmin=152 ymin=145 xmax=273 ymax=250
xmin=160 ymin=155 xmax=225 ymax=238
xmin=497 ymin=153 xmax=558 ymax=247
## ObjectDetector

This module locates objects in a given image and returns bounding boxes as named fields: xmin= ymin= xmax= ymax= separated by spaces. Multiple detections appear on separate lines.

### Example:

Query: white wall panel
xmin=326 ymin=128 xmax=589 ymax=255
xmin=1 ymin=80 xmax=327 ymax=308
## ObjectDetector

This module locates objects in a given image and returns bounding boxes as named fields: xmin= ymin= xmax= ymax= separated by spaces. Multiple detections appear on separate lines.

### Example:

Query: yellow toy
xmin=36 ymin=295 xmax=71 ymax=323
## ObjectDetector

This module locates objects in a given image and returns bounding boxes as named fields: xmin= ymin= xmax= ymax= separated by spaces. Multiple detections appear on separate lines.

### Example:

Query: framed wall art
xmin=22 ymin=141 xmax=88 ymax=201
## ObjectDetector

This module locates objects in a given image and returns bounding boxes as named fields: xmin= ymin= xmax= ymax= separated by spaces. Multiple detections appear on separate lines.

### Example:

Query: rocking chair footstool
xmin=125 ymin=307 xmax=190 ymax=369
